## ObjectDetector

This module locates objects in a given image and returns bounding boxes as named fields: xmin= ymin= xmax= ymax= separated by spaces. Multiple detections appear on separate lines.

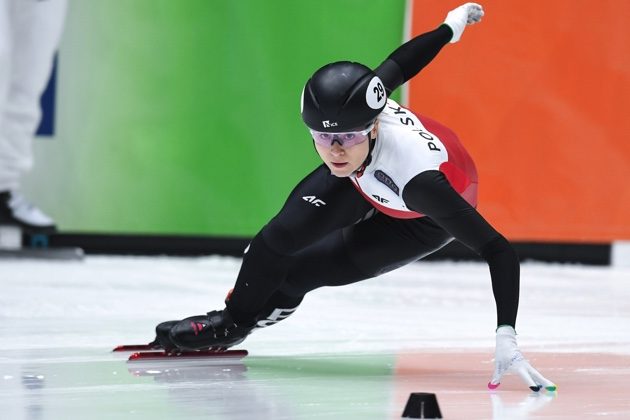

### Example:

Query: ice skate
xmin=168 ymin=309 xmax=254 ymax=351
xmin=164 ymin=289 xmax=302 ymax=352
xmin=0 ymin=191 xmax=56 ymax=233
xmin=115 ymin=318 xmax=250 ymax=360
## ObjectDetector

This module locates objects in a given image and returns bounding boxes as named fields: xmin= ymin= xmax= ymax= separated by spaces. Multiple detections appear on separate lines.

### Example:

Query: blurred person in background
xmin=156 ymin=3 xmax=556 ymax=393
xmin=0 ymin=0 xmax=67 ymax=233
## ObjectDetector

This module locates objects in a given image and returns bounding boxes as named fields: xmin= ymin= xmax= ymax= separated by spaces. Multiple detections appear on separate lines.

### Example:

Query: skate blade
xmin=113 ymin=344 xmax=161 ymax=352
xmin=0 ymin=247 xmax=84 ymax=260
xmin=127 ymin=349 xmax=248 ymax=361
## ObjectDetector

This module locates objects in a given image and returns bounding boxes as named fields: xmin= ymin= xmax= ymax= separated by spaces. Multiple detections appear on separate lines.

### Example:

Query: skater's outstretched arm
xmin=402 ymin=170 xmax=517 ymax=326
xmin=403 ymin=170 xmax=556 ymax=392
xmin=375 ymin=3 xmax=484 ymax=93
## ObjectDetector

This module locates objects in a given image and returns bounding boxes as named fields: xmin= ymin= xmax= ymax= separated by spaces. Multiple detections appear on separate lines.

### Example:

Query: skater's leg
xmin=165 ymin=213 xmax=451 ymax=350
xmin=168 ymin=165 xmax=372 ymax=350
xmin=246 ymin=214 xmax=453 ymax=333
xmin=279 ymin=213 xmax=453 ymax=296
xmin=226 ymin=164 xmax=372 ymax=323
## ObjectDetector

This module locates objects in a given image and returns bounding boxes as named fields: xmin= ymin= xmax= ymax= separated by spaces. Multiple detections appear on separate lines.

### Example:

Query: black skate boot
xmin=168 ymin=309 xmax=255 ymax=351
xmin=168 ymin=290 xmax=303 ymax=351
xmin=148 ymin=320 xmax=179 ymax=351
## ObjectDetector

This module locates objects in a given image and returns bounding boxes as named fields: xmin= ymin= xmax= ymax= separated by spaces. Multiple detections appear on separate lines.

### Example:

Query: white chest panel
xmin=350 ymin=99 xmax=449 ymax=216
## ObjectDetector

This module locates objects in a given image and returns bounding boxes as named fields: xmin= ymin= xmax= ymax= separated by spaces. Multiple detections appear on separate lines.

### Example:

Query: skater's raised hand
xmin=444 ymin=3 xmax=485 ymax=43
xmin=488 ymin=326 xmax=557 ymax=392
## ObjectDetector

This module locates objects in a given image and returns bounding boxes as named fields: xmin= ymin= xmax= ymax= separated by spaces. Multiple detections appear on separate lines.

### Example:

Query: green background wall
xmin=26 ymin=0 xmax=406 ymax=236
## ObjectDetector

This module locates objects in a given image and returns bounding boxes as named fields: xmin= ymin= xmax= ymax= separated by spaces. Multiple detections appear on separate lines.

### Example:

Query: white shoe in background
xmin=0 ymin=190 xmax=56 ymax=233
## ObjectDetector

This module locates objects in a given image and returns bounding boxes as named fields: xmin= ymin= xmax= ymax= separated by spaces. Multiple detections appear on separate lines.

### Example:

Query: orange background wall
xmin=408 ymin=0 xmax=630 ymax=242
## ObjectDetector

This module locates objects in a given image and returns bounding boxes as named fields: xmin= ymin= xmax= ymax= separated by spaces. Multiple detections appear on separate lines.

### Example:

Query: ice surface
xmin=1 ymin=256 xmax=629 ymax=419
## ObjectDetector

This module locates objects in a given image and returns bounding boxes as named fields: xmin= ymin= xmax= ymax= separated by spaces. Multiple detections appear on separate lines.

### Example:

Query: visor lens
xmin=310 ymin=123 xmax=374 ymax=148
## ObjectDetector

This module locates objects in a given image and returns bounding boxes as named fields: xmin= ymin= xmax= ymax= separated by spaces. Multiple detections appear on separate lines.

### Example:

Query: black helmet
xmin=301 ymin=61 xmax=387 ymax=132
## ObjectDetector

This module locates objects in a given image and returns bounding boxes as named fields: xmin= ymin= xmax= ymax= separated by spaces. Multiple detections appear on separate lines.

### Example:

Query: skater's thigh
xmin=280 ymin=214 xmax=453 ymax=296
xmin=344 ymin=213 xmax=454 ymax=276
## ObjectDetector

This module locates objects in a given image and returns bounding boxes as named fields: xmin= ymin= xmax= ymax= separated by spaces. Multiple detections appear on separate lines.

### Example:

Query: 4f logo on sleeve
xmin=302 ymin=196 xmax=326 ymax=207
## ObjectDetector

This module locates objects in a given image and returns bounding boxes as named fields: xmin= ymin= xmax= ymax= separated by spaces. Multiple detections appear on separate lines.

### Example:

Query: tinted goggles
xmin=309 ymin=122 xmax=374 ymax=148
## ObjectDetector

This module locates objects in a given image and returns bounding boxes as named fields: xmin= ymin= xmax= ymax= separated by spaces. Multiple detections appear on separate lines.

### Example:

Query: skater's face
xmin=314 ymin=121 xmax=378 ymax=177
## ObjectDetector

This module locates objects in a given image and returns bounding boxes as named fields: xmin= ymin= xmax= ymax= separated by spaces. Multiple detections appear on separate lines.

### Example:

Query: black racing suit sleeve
xmin=374 ymin=25 xmax=453 ymax=94
xmin=402 ymin=170 xmax=520 ymax=328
